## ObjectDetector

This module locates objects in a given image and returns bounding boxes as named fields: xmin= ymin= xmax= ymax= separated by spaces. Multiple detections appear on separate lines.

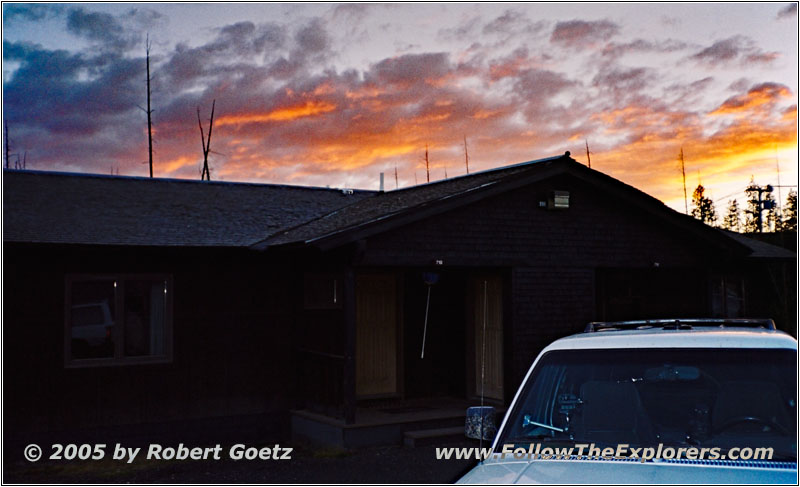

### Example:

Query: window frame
xmin=64 ymin=274 xmax=174 ymax=368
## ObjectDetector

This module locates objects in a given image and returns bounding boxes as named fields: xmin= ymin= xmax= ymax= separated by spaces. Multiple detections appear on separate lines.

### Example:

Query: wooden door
xmin=472 ymin=276 xmax=504 ymax=401
xmin=356 ymin=274 xmax=398 ymax=397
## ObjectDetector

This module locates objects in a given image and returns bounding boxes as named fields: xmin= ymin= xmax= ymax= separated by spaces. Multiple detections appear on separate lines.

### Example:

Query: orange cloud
xmin=710 ymin=82 xmax=792 ymax=116
xmin=215 ymin=100 xmax=337 ymax=127
xmin=159 ymin=155 xmax=197 ymax=175
xmin=587 ymin=105 xmax=797 ymax=211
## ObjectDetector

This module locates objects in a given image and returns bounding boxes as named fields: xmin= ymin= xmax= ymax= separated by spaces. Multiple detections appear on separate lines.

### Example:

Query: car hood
xmin=456 ymin=459 xmax=798 ymax=484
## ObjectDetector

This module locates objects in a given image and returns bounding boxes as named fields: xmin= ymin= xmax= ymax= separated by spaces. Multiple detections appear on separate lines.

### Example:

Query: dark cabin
xmin=3 ymin=153 xmax=795 ymax=450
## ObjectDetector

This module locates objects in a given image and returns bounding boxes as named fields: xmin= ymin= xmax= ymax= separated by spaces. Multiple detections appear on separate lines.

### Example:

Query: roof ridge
xmin=2 ymin=169 xmax=377 ymax=194
xmin=384 ymin=153 xmax=568 ymax=194
xmin=254 ymin=153 xmax=573 ymax=248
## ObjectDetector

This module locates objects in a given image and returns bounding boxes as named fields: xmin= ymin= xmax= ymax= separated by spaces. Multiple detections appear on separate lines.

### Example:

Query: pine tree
xmin=782 ymin=190 xmax=797 ymax=231
xmin=743 ymin=179 xmax=760 ymax=233
xmin=690 ymin=184 xmax=717 ymax=226
xmin=763 ymin=188 xmax=778 ymax=232
xmin=722 ymin=199 xmax=741 ymax=232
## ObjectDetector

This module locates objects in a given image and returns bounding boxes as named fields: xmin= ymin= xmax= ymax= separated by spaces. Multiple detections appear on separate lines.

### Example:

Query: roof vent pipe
xmin=379 ymin=172 xmax=385 ymax=192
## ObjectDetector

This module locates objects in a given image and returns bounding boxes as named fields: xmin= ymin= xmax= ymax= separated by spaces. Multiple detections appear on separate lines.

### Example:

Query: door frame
xmin=355 ymin=269 xmax=404 ymax=400
xmin=465 ymin=270 xmax=508 ymax=405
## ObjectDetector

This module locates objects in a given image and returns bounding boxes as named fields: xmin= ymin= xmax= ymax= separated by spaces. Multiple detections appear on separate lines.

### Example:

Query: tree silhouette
xmin=690 ymin=184 xmax=717 ymax=226
xmin=197 ymin=100 xmax=216 ymax=181
xmin=765 ymin=192 xmax=778 ymax=231
xmin=744 ymin=179 xmax=776 ymax=233
xmin=145 ymin=35 xmax=154 ymax=178
xmin=782 ymin=190 xmax=797 ymax=231
xmin=722 ymin=199 xmax=741 ymax=232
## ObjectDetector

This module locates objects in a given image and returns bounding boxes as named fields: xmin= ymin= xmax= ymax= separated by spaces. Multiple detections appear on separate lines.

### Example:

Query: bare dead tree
xmin=394 ymin=165 xmax=399 ymax=189
xmin=13 ymin=152 xmax=26 ymax=169
xmin=463 ymin=135 xmax=470 ymax=175
xmin=585 ymin=140 xmax=592 ymax=169
xmin=679 ymin=147 xmax=688 ymax=215
xmin=147 ymin=37 xmax=153 ymax=177
xmin=424 ymin=144 xmax=430 ymax=183
xmin=137 ymin=34 xmax=156 ymax=178
xmin=197 ymin=99 xmax=216 ymax=181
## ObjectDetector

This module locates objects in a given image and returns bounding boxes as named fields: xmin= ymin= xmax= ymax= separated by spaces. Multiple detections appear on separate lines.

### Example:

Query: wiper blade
xmin=523 ymin=415 xmax=565 ymax=433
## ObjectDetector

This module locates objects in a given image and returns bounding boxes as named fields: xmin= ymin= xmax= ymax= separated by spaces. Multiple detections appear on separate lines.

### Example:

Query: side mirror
xmin=465 ymin=406 xmax=497 ymax=440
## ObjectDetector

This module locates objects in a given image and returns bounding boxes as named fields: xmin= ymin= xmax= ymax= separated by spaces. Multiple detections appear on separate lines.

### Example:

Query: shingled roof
xmin=255 ymin=154 xmax=567 ymax=248
xmin=722 ymin=231 xmax=797 ymax=259
xmin=4 ymin=155 xmax=793 ymax=261
xmin=252 ymin=153 xmax=757 ymax=258
xmin=2 ymin=171 xmax=374 ymax=247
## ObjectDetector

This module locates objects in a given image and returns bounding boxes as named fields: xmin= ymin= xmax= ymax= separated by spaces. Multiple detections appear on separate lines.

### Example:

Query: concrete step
xmin=403 ymin=426 xmax=466 ymax=447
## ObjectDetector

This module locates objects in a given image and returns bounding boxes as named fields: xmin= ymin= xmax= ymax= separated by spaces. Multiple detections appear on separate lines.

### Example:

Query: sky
xmin=2 ymin=2 xmax=798 ymax=213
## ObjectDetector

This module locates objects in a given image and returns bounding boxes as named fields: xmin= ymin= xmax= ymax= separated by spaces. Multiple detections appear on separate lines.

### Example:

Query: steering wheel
xmin=715 ymin=416 xmax=789 ymax=435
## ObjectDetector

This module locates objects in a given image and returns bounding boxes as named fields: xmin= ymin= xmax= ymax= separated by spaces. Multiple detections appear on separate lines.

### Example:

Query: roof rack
xmin=584 ymin=318 xmax=776 ymax=333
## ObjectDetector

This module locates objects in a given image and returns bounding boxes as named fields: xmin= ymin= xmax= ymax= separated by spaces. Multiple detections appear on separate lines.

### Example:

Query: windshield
xmin=499 ymin=348 xmax=796 ymax=460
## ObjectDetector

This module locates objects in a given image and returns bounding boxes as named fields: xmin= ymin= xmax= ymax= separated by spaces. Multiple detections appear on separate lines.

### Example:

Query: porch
xmin=293 ymin=266 xmax=508 ymax=447
xmin=290 ymin=396 xmax=502 ymax=448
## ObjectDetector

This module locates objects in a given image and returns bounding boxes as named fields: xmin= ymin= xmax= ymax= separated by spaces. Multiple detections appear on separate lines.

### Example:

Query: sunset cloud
xmin=216 ymin=101 xmax=338 ymax=127
xmin=710 ymin=82 xmax=792 ymax=116
xmin=777 ymin=3 xmax=797 ymax=19
xmin=2 ymin=4 xmax=796 ymax=212
xmin=689 ymin=36 xmax=779 ymax=67
xmin=550 ymin=19 xmax=619 ymax=48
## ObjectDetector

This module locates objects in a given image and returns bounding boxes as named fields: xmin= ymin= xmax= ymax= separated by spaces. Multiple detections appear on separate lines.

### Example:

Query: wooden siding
xmin=356 ymin=174 xmax=733 ymax=393
xmin=3 ymin=244 xmax=295 ymax=441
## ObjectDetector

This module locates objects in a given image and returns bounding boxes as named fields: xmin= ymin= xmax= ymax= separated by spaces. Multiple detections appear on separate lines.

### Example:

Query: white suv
xmin=458 ymin=319 xmax=797 ymax=484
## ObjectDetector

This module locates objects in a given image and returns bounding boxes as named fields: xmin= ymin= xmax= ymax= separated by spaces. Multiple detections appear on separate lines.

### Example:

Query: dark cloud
xmin=744 ymin=51 xmax=780 ymax=64
xmin=689 ymin=36 xmax=778 ymax=66
xmin=158 ymin=21 xmax=288 ymax=89
xmin=601 ymin=38 xmax=688 ymax=58
xmin=662 ymin=77 xmax=714 ymax=106
xmin=2 ymin=40 xmax=147 ymax=175
xmin=514 ymin=68 xmax=575 ymax=97
xmin=592 ymin=66 xmax=656 ymax=94
xmin=550 ymin=19 xmax=619 ymax=48
xmin=437 ymin=16 xmax=481 ymax=42
xmin=254 ymin=23 xmax=287 ymax=53
xmin=482 ymin=9 xmax=546 ymax=37
xmin=331 ymin=3 xmax=375 ymax=23
xmin=66 ymin=8 xmax=140 ymax=52
xmin=121 ymin=7 xmax=167 ymax=30
xmin=217 ymin=22 xmax=259 ymax=56
xmin=777 ymin=3 xmax=797 ymax=19
xmin=728 ymin=78 xmax=751 ymax=92
xmin=295 ymin=18 xmax=330 ymax=54
xmin=511 ymin=68 xmax=578 ymax=122
xmin=266 ymin=57 xmax=304 ymax=80
xmin=691 ymin=37 xmax=742 ymax=63
xmin=366 ymin=52 xmax=452 ymax=86
xmin=2 ymin=4 xmax=64 ymax=22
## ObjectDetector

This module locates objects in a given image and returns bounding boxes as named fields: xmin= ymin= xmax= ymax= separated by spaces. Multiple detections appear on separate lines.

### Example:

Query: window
xmin=711 ymin=275 xmax=745 ymax=318
xmin=65 ymin=275 xmax=172 ymax=366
